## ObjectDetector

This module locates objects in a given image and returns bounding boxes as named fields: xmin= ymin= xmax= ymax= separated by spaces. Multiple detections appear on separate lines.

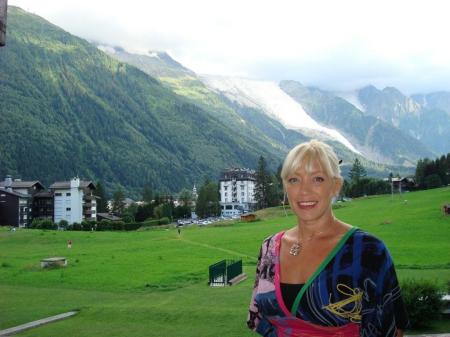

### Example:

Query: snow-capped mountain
xmin=201 ymin=76 xmax=361 ymax=155
xmin=98 ymin=41 xmax=441 ymax=168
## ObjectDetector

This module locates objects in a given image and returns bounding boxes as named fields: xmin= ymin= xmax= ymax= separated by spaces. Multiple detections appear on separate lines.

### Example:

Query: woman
xmin=247 ymin=140 xmax=408 ymax=337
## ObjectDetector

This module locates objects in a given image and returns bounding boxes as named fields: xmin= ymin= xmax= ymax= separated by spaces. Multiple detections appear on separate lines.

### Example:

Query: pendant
xmin=289 ymin=242 xmax=302 ymax=256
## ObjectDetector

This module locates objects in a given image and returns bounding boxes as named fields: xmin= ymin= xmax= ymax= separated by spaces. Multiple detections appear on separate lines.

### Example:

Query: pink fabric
xmin=274 ymin=231 xmax=292 ymax=317
xmin=270 ymin=317 xmax=360 ymax=337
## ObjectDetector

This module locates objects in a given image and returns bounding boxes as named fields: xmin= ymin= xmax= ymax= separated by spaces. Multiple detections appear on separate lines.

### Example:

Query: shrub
xmin=159 ymin=217 xmax=170 ymax=225
xmin=141 ymin=219 xmax=160 ymax=227
xmin=71 ymin=222 xmax=82 ymax=231
xmin=112 ymin=221 xmax=125 ymax=231
xmin=31 ymin=218 xmax=42 ymax=229
xmin=58 ymin=220 xmax=69 ymax=230
xmin=40 ymin=219 xmax=57 ymax=230
xmin=123 ymin=222 xmax=141 ymax=231
xmin=81 ymin=220 xmax=92 ymax=231
xmin=121 ymin=214 xmax=134 ymax=223
xmin=401 ymin=278 xmax=444 ymax=328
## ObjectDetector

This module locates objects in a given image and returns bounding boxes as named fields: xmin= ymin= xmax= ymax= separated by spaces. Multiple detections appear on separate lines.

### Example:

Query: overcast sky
xmin=8 ymin=0 xmax=450 ymax=94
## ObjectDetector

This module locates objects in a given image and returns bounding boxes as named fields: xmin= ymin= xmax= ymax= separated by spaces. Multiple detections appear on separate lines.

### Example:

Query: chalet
xmin=0 ymin=176 xmax=45 ymax=196
xmin=384 ymin=177 xmax=416 ymax=192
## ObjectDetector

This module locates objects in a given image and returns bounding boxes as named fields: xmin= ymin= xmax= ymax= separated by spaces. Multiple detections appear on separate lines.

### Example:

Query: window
xmin=241 ymin=192 xmax=245 ymax=196
xmin=66 ymin=193 xmax=71 ymax=196
xmin=224 ymin=186 xmax=228 ymax=190
xmin=66 ymin=207 xmax=71 ymax=211
xmin=55 ymin=193 xmax=62 ymax=196
xmin=225 ymin=192 xmax=227 ymax=197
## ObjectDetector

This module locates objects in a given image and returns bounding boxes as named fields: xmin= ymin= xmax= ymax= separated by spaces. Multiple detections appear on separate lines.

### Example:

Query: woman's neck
xmin=296 ymin=213 xmax=337 ymax=239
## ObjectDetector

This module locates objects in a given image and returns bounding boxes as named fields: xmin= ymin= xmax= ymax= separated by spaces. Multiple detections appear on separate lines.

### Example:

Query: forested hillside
xmin=0 ymin=7 xmax=290 ymax=196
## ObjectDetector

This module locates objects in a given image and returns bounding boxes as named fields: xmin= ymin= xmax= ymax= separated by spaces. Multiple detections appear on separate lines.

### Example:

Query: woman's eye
xmin=313 ymin=176 xmax=325 ymax=183
xmin=287 ymin=177 xmax=299 ymax=184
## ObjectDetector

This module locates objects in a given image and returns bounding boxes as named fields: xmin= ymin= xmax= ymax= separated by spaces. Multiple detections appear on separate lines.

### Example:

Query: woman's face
xmin=284 ymin=159 xmax=341 ymax=224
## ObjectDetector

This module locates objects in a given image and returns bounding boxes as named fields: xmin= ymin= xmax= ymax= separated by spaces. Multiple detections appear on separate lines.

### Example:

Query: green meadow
xmin=0 ymin=187 xmax=449 ymax=336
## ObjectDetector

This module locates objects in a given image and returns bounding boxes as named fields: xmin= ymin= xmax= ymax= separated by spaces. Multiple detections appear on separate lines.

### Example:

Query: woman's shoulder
xmin=352 ymin=228 xmax=387 ymax=247
xmin=351 ymin=228 xmax=393 ymax=263
xmin=258 ymin=230 xmax=284 ymax=255
xmin=262 ymin=230 xmax=284 ymax=243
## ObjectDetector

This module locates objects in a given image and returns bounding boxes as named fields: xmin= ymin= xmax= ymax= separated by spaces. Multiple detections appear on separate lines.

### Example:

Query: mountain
xmin=356 ymin=86 xmax=450 ymax=155
xmin=99 ymin=44 xmax=416 ymax=178
xmin=0 ymin=7 xmax=295 ymax=196
xmin=279 ymin=81 xmax=434 ymax=166
xmin=1 ymin=6 xmax=429 ymax=198
xmin=96 ymin=45 xmax=195 ymax=79
xmin=412 ymin=91 xmax=450 ymax=116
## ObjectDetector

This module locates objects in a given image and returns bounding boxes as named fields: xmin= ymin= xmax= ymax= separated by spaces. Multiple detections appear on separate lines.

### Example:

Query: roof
xmin=33 ymin=191 xmax=54 ymax=198
xmin=50 ymin=181 xmax=95 ymax=190
xmin=97 ymin=213 xmax=122 ymax=221
xmin=0 ymin=187 xmax=30 ymax=198
xmin=0 ymin=180 xmax=44 ymax=189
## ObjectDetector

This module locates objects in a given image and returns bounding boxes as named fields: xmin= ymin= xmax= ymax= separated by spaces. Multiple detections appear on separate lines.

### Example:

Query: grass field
xmin=1 ymin=187 xmax=449 ymax=336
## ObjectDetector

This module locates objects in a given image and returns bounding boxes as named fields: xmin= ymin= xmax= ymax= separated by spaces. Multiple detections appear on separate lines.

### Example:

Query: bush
xmin=401 ymin=279 xmax=444 ymax=328
xmin=141 ymin=219 xmax=160 ymax=227
xmin=159 ymin=217 xmax=170 ymax=225
xmin=39 ymin=219 xmax=57 ymax=230
xmin=31 ymin=218 xmax=41 ymax=229
xmin=71 ymin=222 xmax=82 ymax=231
xmin=112 ymin=221 xmax=125 ymax=230
xmin=81 ymin=220 xmax=92 ymax=231
xmin=97 ymin=219 xmax=113 ymax=231
xmin=58 ymin=220 xmax=69 ymax=230
xmin=123 ymin=222 xmax=141 ymax=231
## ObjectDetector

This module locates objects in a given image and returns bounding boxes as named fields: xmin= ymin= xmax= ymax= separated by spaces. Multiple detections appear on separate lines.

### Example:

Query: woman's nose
xmin=297 ymin=180 xmax=312 ymax=194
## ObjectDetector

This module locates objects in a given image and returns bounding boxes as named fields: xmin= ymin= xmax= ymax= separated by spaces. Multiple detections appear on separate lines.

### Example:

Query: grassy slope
xmin=0 ymin=188 xmax=449 ymax=336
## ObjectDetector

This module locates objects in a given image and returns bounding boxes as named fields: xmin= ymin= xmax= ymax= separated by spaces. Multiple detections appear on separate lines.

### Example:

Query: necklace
xmin=289 ymin=232 xmax=319 ymax=256
xmin=288 ymin=220 xmax=336 ymax=256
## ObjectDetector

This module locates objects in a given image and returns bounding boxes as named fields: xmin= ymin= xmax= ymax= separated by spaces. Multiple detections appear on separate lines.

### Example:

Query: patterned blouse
xmin=247 ymin=228 xmax=408 ymax=337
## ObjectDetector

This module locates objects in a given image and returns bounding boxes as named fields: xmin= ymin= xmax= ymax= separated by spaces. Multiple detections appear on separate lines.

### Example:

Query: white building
xmin=50 ymin=177 xmax=97 ymax=224
xmin=219 ymin=168 xmax=256 ymax=216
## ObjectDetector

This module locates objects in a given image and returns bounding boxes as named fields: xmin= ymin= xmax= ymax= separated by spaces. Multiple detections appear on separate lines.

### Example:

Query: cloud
xmin=8 ymin=0 xmax=450 ymax=94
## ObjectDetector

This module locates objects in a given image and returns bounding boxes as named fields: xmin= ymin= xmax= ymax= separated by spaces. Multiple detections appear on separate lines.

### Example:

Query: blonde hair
xmin=281 ymin=139 xmax=342 ymax=184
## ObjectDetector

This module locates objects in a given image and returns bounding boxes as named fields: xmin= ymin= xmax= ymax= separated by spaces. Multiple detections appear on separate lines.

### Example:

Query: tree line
xmin=88 ymin=151 xmax=450 ymax=225
xmin=415 ymin=153 xmax=450 ymax=189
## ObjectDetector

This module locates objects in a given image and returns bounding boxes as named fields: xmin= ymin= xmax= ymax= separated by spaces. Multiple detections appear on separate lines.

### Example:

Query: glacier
xmin=202 ymin=76 xmax=361 ymax=155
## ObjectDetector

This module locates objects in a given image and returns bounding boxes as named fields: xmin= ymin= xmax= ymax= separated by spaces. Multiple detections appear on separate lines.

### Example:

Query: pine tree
xmin=195 ymin=179 xmax=220 ymax=218
xmin=254 ymin=156 xmax=272 ymax=210
xmin=348 ymin=158 xmax=367 ymax=183
xmin=94 ymin=181 xmax=108 ymax=213
xmin=142 ymin=184 xmax=153 ymax=204
xmin=111 ymin=188 xmax=126 ymax=216
xmin=178 ymin=188 xmax=193 ymax=207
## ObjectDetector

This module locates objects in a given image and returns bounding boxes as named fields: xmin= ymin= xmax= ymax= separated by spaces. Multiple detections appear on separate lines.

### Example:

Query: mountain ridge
xmin=0 ymin=7 xmax=292 ymax=196
xmin=4 ymin=6 xmax=447 ymax=198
